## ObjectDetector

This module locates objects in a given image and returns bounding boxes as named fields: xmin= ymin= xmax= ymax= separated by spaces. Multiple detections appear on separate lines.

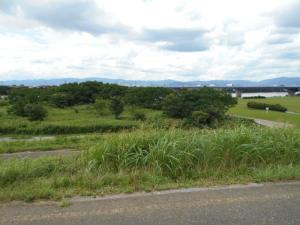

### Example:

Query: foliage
xmin=8 ymin=87 xmax=52 ymax=104
xmin=0 ymin=104 xmax=138 ymax=135
xmin=0 ymin=99 xmax=9 ymax=107
xmin=23 ymin=104 xmax=47 ymax=121
xmin=50 ymin=93 xmax=74 ymax=108
xmin=7 ymin=100 xmax=47 ymax=121
xmin=188 ymin=110 xmax=210 ymax=127
xmin=132 ymin=111 xmax=146 ymax=121
xmin=94 ymin=98 xmax=110 ymax=115
xmin=0 ymin=85 xmax=11 ymax=95
xmin=7 ymin=101 xmax=27 ymax=117
xmin=247 ymin=101 xmax=287 ymax=112
xmin=110 ymin=98 xmax=124 ymax=119
xmin=7 ymin=82 xmax=128 ymax=108
xmin=243 ymin=96 xmax=266 ymax=99
xmin=162 ymin=88 xmax=237 ymax=124
xmin=124 ymin=87 xmax=172 ymax=109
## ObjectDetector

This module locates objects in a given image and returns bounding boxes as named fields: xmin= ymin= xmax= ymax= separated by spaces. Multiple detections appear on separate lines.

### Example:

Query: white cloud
xmin=0 ymin=0 xmax=299 ymax=81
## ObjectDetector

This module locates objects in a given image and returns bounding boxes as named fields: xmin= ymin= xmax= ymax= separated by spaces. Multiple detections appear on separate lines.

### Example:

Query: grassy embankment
xmin=0 ymin=126 xmax=299 ymax=202
xmin=229 ymin=96 xmax=300 ymax=127
xmin=0 ymin=115 xmax=252 ymax=154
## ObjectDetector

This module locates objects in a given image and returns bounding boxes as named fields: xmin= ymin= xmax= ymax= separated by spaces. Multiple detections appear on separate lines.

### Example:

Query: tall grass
xmin=87 ymin=126 xmax=300 ymax=177
xmin=0 ymin=126 xmax=299 ymax=202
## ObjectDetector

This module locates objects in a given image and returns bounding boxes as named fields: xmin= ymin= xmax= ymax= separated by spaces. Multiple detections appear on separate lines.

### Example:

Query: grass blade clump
xmin=87 ymin=126 xmax=300 ymax=178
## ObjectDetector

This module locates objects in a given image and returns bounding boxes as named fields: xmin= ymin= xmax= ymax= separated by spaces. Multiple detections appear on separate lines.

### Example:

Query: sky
xmin=0 ymin=0 xmax=300 ymax=81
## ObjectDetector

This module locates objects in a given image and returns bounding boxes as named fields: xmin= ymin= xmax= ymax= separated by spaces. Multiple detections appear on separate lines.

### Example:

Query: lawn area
xmin=229 ymin=96 xmax=300 ymax=127
xmin=0 ymin=105 xmax=160 ymax=135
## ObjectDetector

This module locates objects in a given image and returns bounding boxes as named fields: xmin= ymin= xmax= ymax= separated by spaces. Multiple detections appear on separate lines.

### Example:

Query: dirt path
xmin=1 ymin=181 xmax=299 ymax=225
xmin=0 ymin=149 xmax=80 ymax=160
xmin=233 ymin=115 xmax=292 ymax=128
xmin=0 ymin=136 xmax=55 ymax=142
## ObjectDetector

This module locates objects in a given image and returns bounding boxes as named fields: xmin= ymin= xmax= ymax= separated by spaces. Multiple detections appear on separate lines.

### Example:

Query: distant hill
xmin=1 ymin=77 xmax=300 ymax=87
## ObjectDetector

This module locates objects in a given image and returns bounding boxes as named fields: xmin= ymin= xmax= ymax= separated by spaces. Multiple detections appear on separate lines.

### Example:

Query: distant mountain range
xmin=1 ymin=77 xmax=300 ymax=87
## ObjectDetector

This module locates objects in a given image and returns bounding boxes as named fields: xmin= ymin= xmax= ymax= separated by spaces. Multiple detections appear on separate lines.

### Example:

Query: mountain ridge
xmin=1 ymin=77 xmax=300 ymax=87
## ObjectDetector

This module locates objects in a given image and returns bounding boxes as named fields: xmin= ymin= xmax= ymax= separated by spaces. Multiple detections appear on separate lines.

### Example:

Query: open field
xmin=0 ymin=126 xmax=299 ymax=202
xmin=0 ymin=117 xmax=254 ymax=154
xmin=0 ymin=105 xmax=162 ymax=135
xmin=0 ymin=92 xmax=299 ymax=203
xmin=229 ymin=96 xmax=300 ymax=127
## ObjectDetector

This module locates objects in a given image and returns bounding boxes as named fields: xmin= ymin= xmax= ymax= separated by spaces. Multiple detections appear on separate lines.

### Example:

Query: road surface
xmin=1 ymin=181 xmax=299 ymax=225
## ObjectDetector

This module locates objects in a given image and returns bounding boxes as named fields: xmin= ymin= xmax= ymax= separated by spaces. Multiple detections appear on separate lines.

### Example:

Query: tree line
xmin=3 ymin=82 xmax=237 ymax=125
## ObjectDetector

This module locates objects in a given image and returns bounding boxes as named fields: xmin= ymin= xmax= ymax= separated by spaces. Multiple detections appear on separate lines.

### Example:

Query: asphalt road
xmin=1 ymin=182 xmax=299 ymax=225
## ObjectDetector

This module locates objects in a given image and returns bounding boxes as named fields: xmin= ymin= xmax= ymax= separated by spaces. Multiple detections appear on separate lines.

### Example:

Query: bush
xmin=7 ymin=101 xmax=27 ymax=116
xmin=0 ymin=99 xmax=9 ymax=107
xmin=243 ymin=96 xmax=266 ymax=99
xmin=190 ymin=111 xmax=209 ymax=127
xmin=247 ymin=101 xmax=287 ymax=112
xmin=269 ymin=104 xmax=288 ymax=112
xmin=24 ymin=104 xmax=48 ymax=121
xmin=50 ymin=93 xmax=74 ymax=108
xmin=133 ymin=112 xmax=146 ymax=121
xmin=110 ymin=98 xmax=124 ymax=119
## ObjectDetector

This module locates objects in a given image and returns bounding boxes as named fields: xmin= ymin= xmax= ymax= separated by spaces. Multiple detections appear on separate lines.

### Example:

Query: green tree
xmin=110 ymin=98 xmax=124 ymax=119
xmin=50 ymin=93 xmax=74 ymax=108
xmin=124 ymin=87 xmax=172 ymax=109
xmin=162 ymin=88 xmax=237 ymax=124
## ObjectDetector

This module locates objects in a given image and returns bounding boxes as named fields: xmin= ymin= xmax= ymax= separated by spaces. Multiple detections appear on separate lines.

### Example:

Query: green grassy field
xmin=0 ymin=126 xmax=299 ymax=202
xmin=0 ymin=105 xmax=162 ymax=135
xmin=229 ymin=96 xmax=300 ymax=127
xmin=0 ymin=97 xmax=299 ymax=203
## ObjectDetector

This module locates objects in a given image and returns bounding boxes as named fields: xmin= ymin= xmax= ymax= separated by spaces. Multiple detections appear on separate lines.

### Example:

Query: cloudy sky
xmin=0 ymin=0 xmax=300 ymax=81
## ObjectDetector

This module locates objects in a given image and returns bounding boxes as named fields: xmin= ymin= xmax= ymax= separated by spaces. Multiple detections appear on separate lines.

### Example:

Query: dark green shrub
xmin=190 ymin=111 xmax=209 ymax=126
xmin=247 ymin=101 xmax=287 ymax=112
xmin=110 ymin=98 xmax=124 ymax=119
xmin=24 ymin=104 xmax=47 ymax=121
xmin=243 ymin=96 xmax=266 ymax=99
xmin=269 ymin=104 xmax=288 ymax=112
xmin=7 ymin=101 xmax=27 ymax=116
xmin=50 ymin=93 xmax=74 ymax=108
xmin=0 ymin=99 xmax=9 ymax=107
xmin=133 ymin=112 xmax=146 ymax=121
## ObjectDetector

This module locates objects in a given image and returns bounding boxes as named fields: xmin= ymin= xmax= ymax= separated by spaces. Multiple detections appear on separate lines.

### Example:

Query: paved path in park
xmin=1 ymin=181 xmax=299 ymax=225
xmin=232 ymin=115 xmax=292 ymax=128
xmin=253 ymin=118 xmax=291 ymax=128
